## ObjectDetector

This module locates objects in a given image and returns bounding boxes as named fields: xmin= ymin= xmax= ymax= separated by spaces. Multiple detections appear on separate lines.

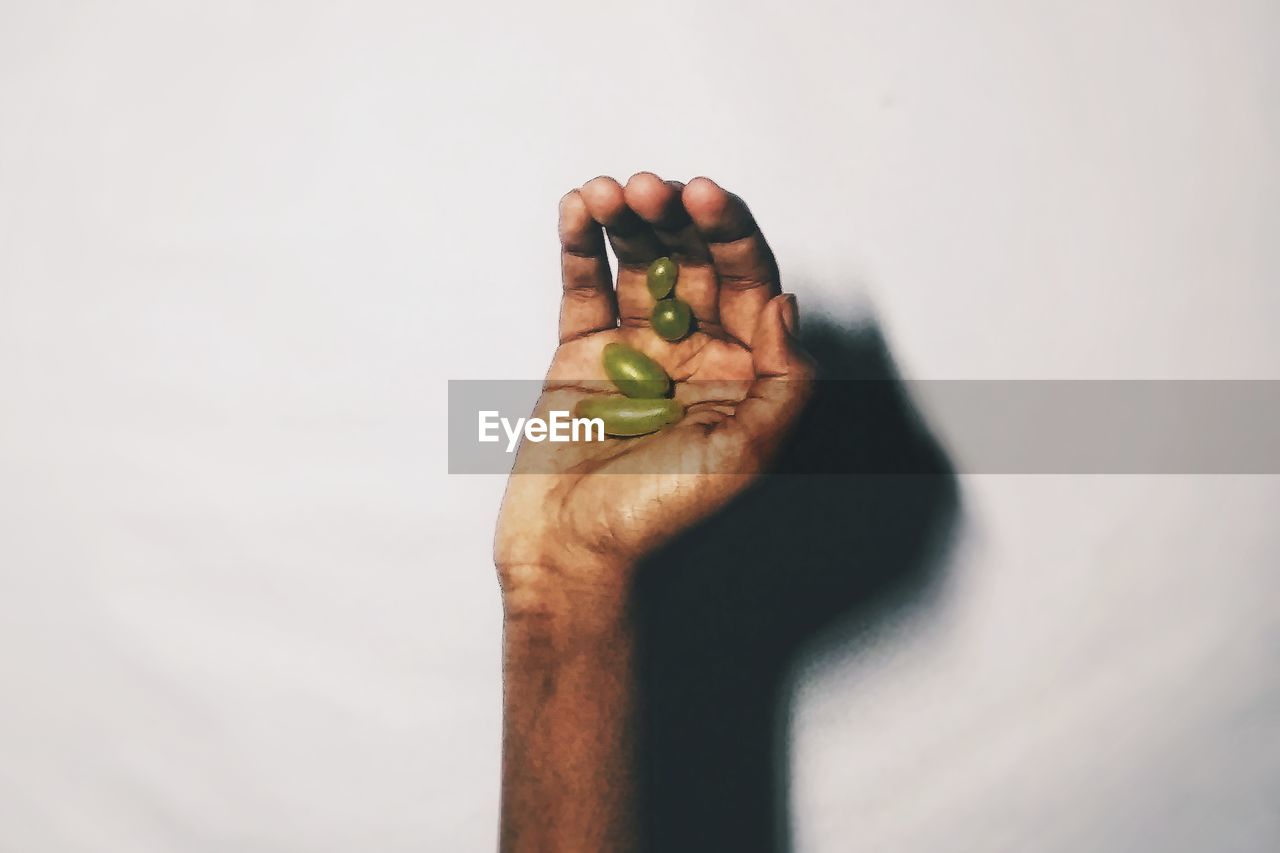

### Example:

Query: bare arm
xmin=499 ymin=568 xmax=637 ymax=852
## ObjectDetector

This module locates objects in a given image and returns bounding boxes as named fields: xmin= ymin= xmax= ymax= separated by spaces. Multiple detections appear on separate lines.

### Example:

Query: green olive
xmin=602 ymin=342 xmax=671 ymax=398
xmin=650 ymin=298 xmax=692 ymax=342
xmin=646 ymin=257 xmax=678 ymax=300
xmin=574 ymin=396 xmax=684 ymax=437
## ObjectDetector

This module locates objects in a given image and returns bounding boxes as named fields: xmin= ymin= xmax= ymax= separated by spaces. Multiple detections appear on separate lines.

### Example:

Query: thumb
xmin=736 ymin=293 xmax=816 ymax=443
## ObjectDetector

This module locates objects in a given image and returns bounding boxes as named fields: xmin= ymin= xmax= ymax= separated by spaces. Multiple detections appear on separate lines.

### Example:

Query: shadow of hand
xmin=632 ymin=315 xmax=960 ymax=852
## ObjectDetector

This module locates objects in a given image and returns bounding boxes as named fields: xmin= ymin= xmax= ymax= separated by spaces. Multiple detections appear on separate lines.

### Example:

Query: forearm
xmin=498 ymin=568 xmax=640 ymax=853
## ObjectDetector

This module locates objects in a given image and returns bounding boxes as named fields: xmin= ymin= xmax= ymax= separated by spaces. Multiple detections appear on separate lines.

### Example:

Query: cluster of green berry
xmin=569 ymin=257 xmax=694 ymax=438
xmin=646 ymin=256 xmax=692 ymax=341
xmin=573 ymin=343 xmax=683 ymax=438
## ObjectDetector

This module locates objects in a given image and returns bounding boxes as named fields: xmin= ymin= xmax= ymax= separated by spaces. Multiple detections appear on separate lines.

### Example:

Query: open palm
xmin=495 ymin=174 xmax=813 ymax=599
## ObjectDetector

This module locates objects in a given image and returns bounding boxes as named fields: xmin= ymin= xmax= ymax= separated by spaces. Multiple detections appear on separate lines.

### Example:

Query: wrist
xmin=498 ymin=561 xmax=635 ymax=647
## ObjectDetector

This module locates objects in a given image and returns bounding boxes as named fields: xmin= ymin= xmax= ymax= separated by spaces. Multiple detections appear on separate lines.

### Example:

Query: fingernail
xmin=780 ymin=294 xmax=799 ymax=336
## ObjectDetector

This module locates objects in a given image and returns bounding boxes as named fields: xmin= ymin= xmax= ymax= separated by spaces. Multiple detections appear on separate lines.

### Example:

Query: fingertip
xmin=558 ymin=188 xmax=586 ymax=223
xmin=581 ymin=175 xmax=624 ymax=200
xmin=778 ymin=293 xmax=799 ymax=336
xmin=558 ymin=188 xmax=590 ymax=234
xmin=682 ymin=176 xmax=726 ymax=217
xmin=779 ymin=298 xmax=817 ymax=382
xmin=750 ymin=296 xmax=784 ymax=370
xmin=752 ymin=294 xmax=812 ymax=376
xmin=579 ymin=176 xmax=628 ymax=225
xmin=625 ymin=170 xmax=661 ymax=188
xmin=684 ymin=175 xmax=720 ymax=192
xmin=559 ymin=189 xmax=607 ymax=257
xmin=624 ymin=171 xmax=682 ymax=224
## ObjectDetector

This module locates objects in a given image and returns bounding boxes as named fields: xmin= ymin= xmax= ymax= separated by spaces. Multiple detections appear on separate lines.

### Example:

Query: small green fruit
xmin=602 ymin=342 xmax=671 ymax=398
xmin=646 ymin=257 xmax=678 ymax=300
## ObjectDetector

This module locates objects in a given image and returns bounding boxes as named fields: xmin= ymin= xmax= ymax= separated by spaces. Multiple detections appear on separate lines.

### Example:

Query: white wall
xmin=1 ymin=2 xmax=1276 ymax=850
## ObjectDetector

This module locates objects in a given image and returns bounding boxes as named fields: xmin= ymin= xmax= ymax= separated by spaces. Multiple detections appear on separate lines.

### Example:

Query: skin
xmin=495 ymin=173 xmax=815 ymax=852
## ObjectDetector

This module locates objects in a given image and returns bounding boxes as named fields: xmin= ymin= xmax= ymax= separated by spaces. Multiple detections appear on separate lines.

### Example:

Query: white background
xmin=2 ymin=1 xmax=1277 ymax=850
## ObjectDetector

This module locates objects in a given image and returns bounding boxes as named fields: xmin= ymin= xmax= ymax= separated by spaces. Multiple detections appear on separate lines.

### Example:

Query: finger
xmin=579 ymin=176 xmax=667 ymax=324
xmin=623 ymin=172 xmax=718 ymax=327
xmin=579 ymin=175 xmax=666 ymax=267
xmin=683 ymin=177 xmax=781 ymax=346
xmin=622 ymin=172 xmax=711 ymax=263
xmin=735 ymin=294 xmax=814 ymax=450
xmin=558 ymin=189 xmax=617 ymax=343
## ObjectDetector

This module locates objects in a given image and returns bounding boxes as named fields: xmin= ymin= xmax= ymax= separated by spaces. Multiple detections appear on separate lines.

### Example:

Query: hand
xmin=494 ymin=174 xmax=812 ymax=852
xmin=495 ymin=173 xmax=814 ymax=613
